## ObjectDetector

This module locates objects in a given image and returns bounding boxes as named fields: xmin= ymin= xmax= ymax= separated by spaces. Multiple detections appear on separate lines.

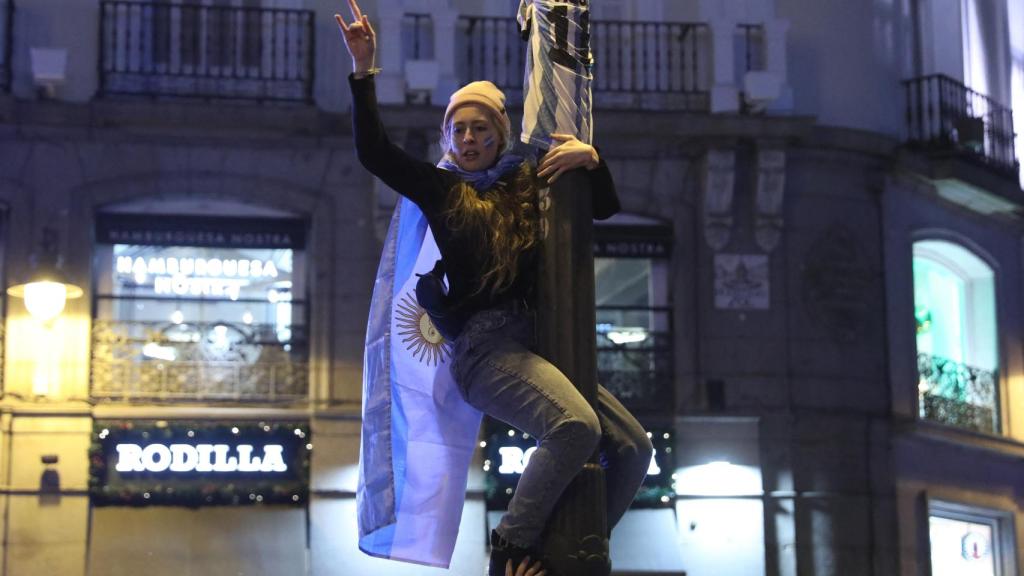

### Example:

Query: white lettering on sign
xmin=153 ymin=276 xmax=245 ymax=301
xmin=648 ymin=451 xmax=661 ymax=475
xmin=114 ymin=443 xmax=288 ymax=473
xmin=495 ymin=445 xmax=662 ymax=476
xmin=497 ymin=446 xmax=536 ymax=474
xmin=116 ymin=257 xmax=280 ymax=281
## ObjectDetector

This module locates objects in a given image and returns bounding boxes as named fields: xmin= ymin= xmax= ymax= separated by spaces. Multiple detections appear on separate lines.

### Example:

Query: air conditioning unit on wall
xmin=30 ymin=47 xmax=68 ymax=99
xmin=742 ymin=70 xmax=782 ymax=112
xmin=404 ymin=59 xmax=439 ymax=105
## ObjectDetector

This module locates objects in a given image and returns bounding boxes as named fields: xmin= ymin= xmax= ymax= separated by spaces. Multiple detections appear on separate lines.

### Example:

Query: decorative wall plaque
xmin=714 ymin=254 xmax=770 ymax=310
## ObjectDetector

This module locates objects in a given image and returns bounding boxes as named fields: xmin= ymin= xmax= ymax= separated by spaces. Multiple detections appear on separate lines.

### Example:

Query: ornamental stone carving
xmin=703 ymin=149 xmax=736 ymax=251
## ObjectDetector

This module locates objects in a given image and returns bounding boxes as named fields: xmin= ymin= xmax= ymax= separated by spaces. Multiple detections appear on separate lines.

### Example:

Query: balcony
xmin=0 ymin=0 xmax=11 ymax=92
xmin=99 ymin=1 xmax=314 ymax=101
xmin=904 ymin=74 xmax=1019 ymax=178
xmin=451 ymin=15 xmax=710 ymax=111
xmin=90 ymin=319 xmax=308 ymax=403
xmin=917 ymin=352 xmax=998 ymax=435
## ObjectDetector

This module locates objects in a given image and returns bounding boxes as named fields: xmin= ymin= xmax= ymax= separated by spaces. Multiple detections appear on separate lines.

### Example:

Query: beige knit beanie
xmin=441 ymin=81 xmax=513 ymax=153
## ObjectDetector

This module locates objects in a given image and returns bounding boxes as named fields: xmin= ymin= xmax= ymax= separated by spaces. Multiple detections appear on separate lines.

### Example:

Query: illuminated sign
xmin=482 ymin=420 xmax=675 ymax=509
xmin=115 ymin=443 xmax=288 ymax=473
xmin=90 ymin=420 xmax=310 ymax=507
xmin=116 ymin=256 xmax=281 ymax=301
xmin=498 ymin=446 xmax=535 ymax=474
xmin=117 ymin=256 xmax=280 ymax=280
xmin=495 ymin=445 xmax=661 ymax=476
xmin=961 ymin=531 xmax=991 ymax=561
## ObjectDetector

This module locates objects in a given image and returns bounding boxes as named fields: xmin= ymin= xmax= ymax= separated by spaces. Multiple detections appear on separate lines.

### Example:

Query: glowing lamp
xmin=8 ymin=279 xmax=83 ymax=322
xmin=6 ymin=228 xmax=84 ymax=322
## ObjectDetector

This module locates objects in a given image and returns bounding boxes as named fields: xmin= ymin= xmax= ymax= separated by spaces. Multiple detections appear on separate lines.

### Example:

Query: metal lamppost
xmin=535 ymin=169 xmax=610 ymax=576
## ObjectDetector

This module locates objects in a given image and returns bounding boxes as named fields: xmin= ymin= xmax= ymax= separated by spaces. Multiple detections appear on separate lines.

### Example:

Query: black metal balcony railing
xmin=591 ymin=21 xmax=708 ymax=104
xmin=457 ymin=16 xmax=524 ymax=97
xmin=917 ymin=352 xmax=998 ymax=434
xmin=904 ymin=74 xmax=1019 ymax=176
xmin=456 ymin=16 xmax=709 ymax=110
xmin=1 ymin=0 xmax=12 ymax=92
xmin=596 ymin=306 xmax=674 ymax=415
xmin=99 ymin=1 xmax=314 ymax=101
xmin=91 ymin=319 xmax=308 ymax=402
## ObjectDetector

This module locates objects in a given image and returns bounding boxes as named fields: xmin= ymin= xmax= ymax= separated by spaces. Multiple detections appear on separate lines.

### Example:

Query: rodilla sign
xmin=90 ymin=420 xmax=310 ymax=507
xmin=114 ymin=443 xmax=289 ymax=474
xmin=481 ymin=418 xmax=676 ymax=510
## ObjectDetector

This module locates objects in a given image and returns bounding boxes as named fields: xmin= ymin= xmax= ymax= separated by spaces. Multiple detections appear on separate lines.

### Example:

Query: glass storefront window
xmin=91 ymin=215 xmax=308 ymax=402
xmin=929 ymin=514 xmax=1000 ymax=576
xmin=594 ymin=221 xmax=672 ymax=415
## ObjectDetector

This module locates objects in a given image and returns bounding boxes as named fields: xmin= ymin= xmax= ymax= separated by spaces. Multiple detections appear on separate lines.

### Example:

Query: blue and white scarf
xmin=437 ymin=153 xmax=527 ymax=191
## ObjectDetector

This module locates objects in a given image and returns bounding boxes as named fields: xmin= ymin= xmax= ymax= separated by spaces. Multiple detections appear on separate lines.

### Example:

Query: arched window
xmin=913 ymin=240 xmax=998 ymax=433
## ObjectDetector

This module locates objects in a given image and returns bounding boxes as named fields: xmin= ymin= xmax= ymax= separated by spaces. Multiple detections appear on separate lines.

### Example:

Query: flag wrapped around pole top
xmin=519 ymin=0 xmax=595 ymax=148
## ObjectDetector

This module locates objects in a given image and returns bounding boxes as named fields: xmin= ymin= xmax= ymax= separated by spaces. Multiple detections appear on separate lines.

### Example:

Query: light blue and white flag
xmin=358 ymin=196 xmax=483 ymax=568
xmin=519 ymin=0 xmax=594 ymax=149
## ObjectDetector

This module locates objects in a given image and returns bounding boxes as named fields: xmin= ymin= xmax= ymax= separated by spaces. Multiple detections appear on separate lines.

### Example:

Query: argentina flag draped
xmin=518 ymin=0 xmax=594 ymax=148
xmin=358 ymin=196 xmax=482 ymax=568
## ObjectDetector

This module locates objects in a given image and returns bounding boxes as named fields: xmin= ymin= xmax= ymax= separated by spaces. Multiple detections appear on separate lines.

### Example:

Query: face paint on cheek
xmin=483 ymin=136 xmax=496 ymax=149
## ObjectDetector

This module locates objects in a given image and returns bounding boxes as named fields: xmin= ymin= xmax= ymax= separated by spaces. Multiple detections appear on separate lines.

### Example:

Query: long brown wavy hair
xmin=444 ymin=161 xmax=541 ymax=297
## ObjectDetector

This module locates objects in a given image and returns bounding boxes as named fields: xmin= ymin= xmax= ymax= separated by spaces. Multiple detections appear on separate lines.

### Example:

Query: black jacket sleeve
xmin=350 ymin=74 xmax=451 ymax=209
xmin=588 ymin=156 xmax=621 ymax=220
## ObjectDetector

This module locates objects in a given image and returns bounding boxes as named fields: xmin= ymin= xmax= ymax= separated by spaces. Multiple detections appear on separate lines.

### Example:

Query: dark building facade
xmin=0 ymin=0 xmax=1022 ymax=575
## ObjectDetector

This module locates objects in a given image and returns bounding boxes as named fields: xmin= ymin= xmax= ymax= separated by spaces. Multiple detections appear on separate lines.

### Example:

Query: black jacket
xmin=350 ymin=74 xmax=621 ymax=317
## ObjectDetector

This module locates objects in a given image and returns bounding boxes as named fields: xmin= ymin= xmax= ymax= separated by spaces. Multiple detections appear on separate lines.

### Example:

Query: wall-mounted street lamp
xmin=6 ymin=228 xmax=83 ymax=322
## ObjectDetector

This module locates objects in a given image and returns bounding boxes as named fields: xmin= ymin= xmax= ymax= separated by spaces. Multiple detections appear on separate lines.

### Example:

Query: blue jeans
xmin=451 ymin=308 xmax=654 ymax=549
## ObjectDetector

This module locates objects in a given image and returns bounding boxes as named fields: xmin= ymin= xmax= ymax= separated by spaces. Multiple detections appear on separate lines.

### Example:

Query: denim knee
xmin=548 ymin=408 xmax=601 ymax=458
xmin=612 ymin=428 xmax=654 ymax=470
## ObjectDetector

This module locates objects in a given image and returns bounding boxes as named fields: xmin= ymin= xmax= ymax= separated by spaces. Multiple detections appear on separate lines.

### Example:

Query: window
xmin=146 ymin=0 xmax=269 ymax=72
xmin=594 ymin=218 xmax=673 ymax=415
xmin=90 ymin=213 xmax=308 ymax=402
xmin=913 ymin=240 xmax=998 ymax=433
xmin=102 ymin=0 xmax=312 ymax=100
xmin=929 ymin=501 xmax=1016 ymax=576
xmin=402 ymin=13 xmax=434 ymax=61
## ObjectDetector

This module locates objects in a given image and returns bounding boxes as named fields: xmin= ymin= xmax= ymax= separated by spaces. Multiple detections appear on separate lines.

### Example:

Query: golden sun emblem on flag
xmin=395 ymin=292 xmax=451 ymax=365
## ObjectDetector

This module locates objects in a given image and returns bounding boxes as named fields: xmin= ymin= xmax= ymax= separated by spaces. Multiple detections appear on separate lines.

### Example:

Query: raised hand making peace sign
xmin=334 ymin=0 xmax=376 ymax=75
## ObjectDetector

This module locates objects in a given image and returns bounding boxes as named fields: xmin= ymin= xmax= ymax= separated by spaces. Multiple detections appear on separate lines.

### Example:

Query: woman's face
xmin=449 ymin=104 xmax=502 ymax=171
